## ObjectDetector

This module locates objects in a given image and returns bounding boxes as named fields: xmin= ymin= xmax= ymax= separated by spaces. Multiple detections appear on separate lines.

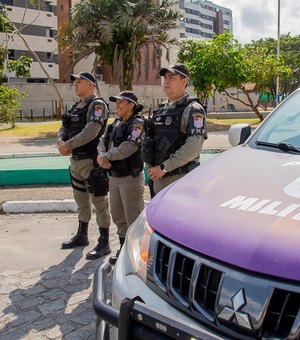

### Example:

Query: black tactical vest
xmin=62 ymin=97 xmax=107 ymax=156
xmin=105 ymin=114 xmax=144 ymax=176
xmin=144 ymin=96 xmax=199 ymax=165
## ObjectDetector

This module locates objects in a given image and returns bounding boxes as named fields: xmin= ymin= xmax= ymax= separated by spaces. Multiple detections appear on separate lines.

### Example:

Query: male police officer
xmin=58 ymin=71 xmax=111 ymax=260
xmin=97 ymin=91 xmax=145 ymax=264
xmin=143 ymin=63 xmax=207 ymax=194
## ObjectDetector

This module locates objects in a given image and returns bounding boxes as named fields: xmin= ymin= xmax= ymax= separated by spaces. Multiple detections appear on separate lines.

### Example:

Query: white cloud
xmin=213 ymin=0 xmax=300 ymax=43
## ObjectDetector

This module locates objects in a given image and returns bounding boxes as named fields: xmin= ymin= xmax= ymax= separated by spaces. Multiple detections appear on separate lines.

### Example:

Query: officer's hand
xmin=147 ymin=166 xmax=166 ymax=180
xmin=58 ymin=141 xmax=71 ymax=155
xmin=101 ymin=161 xmax=112 ymax=169
xmin=97 ymin=156 xmax=111 ymax=169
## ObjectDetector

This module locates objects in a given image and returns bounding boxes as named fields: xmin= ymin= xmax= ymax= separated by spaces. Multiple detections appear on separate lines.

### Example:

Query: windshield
xmin=255 ymin=90 xmax=300 ymax=147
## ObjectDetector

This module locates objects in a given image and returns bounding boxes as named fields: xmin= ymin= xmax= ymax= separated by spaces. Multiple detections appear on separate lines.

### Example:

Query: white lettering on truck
xmin=220 ymin=196 xmax=300 ymax=220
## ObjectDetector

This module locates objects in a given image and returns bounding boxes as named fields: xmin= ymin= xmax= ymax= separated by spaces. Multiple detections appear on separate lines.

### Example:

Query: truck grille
xmin=155 ymin=241 xmax=222 ymax=318
xmin=149 ymin=235 xmax=300 ymax=339
xmin=262 ymin=289 xmax=300 ymax=338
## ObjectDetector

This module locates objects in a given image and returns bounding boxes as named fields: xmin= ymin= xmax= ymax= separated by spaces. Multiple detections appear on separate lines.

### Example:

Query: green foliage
xmin=177 ymin=32 xmax=291 ymax=120
xmin=247 ymin=34 xmax=300 ymax=96
xmin=0 ymin=84 xmax=25 ymax=127
xmin=0 ymin=7 xmax=33 ymax=83
xmin=59 ymin=0 xmax=181 ymax=90
xmin=0 ymin=4 xmax=13 ymax=32
xmin=8 ymin=55 xmax=33 ymax=78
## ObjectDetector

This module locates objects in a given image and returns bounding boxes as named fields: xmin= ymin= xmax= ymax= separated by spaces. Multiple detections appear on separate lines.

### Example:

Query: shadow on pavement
xmin=0 ymin=248 xmax=103 ymax=339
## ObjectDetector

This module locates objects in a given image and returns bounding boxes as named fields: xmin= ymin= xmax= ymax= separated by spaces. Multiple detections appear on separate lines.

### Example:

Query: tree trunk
xmin=242 ymin=88 xmax=264 ymax=122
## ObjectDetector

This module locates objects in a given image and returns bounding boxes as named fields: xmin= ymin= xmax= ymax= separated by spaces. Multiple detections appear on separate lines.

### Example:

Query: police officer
xmin=97 ymin=91 xmax=145 ymax=264
xmin=143 ymin=63 xmax=207 ymax=194
xmin=58 ymin=71 xmax=111 ymax=260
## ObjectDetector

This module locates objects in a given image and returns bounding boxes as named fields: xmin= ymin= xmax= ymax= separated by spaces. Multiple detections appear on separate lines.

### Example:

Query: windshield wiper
xmin=256 ymin=140 xmax=300 ymax=153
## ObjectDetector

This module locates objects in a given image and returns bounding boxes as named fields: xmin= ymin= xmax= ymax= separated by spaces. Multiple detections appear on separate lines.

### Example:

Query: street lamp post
xmin=276 ymin=0 xmax=280 ymax=106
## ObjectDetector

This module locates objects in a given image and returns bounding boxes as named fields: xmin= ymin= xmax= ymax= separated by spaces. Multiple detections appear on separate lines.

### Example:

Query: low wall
xmin=13 ymin=82 xmax=264 ymax=116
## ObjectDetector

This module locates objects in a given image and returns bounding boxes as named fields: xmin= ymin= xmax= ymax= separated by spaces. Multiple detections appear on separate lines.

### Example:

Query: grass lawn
xmin=0 ymin=117 xmax=260 ymax=137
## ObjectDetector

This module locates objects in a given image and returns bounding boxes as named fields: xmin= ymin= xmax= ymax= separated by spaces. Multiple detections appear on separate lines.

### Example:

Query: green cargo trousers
xmin=70 ymin=158 xmax=110 ymax=229
xmin=109 ymin=172 xmax=144 ymax=238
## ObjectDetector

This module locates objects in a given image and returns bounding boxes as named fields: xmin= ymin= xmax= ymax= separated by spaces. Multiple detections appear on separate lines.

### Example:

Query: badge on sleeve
xmin=132 ymin=127 xmax=142 ymax=138
xmin=193 ymin=115 xmax=203 ymax=128
xmin=90 ymin=102 xmax=106 ymax=123
xmin=129 ymin=122 xmax=144 ymax=143
xmin=188 ymin=111 xmax=206 ymax=136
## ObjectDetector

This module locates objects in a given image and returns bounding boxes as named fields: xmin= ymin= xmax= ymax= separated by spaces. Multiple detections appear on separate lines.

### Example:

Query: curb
xmin=0 ymin=152 xmax=61 ymax=159
xmin=1 ymin=199 xmax=150 ymax=214
xmin=1 ymin=199 xmax=77 ymax=214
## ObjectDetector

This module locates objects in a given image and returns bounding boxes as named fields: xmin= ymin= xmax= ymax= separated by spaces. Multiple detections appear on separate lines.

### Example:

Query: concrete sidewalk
xmin=0 ymin=130 xmax=232 ymax=156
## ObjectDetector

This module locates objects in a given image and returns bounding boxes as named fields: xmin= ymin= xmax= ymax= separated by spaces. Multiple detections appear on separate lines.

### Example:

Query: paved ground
xmin=0 ymin=213 xmax=117 ymax=340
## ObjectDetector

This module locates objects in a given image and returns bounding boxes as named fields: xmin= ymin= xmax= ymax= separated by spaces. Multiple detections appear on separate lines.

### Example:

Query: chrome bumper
xmin=93 ymin=261 xmax=224 ymax=340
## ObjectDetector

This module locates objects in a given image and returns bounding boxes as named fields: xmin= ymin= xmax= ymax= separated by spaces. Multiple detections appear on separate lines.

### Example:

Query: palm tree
xmin=59 ymin=0 xmax=181 ymax=90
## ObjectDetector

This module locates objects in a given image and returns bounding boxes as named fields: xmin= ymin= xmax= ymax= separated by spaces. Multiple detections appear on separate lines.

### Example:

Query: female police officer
xmin=97 ymin=91 xmax=145 ymax=264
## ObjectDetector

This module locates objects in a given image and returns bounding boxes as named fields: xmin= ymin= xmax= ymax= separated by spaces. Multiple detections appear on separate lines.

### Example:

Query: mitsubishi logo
xmin=218 ymin=289 xmax=252 ymax=330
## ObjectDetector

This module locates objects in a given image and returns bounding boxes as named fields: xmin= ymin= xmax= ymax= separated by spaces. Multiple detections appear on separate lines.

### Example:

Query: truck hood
xmin=147 ymin=146 xmax=300 ymax=281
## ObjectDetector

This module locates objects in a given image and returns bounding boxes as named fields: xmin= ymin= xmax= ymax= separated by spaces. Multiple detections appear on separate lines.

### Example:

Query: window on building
xmin=44 ymin=1 xmax=52 ymax=12
xmin=8 ymin=50 xmax=15 ymax=60
xmin=180 ymin=33 xmax=186 ymax=38
xmin=201 ymin=32 xmax=213 ymax=38
xmin=47 ymin=52 xmax=54 ymax=62
xmin=2 ymin=0 xmax=13 ymax=5
xmin=186 ymin=27 xmax=200 ymax=34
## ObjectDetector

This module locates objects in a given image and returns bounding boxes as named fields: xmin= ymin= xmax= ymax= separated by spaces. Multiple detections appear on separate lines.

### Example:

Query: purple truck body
xmin=147 ymin=132 xmax=300 ymax=282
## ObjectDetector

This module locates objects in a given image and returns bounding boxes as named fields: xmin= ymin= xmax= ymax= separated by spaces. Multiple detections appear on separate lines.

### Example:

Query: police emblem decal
xmin=218 ymin=289 xmax=252 ymax=330
xmin=132 ymin=127 xmax=141 ymax=139
xmin=193 ymin=116 xmax=203 ymax=128
xmin=94 ymin=106 xmax=103 ymax=117
xmin=165 ymin=116 xmax=172 ymax=125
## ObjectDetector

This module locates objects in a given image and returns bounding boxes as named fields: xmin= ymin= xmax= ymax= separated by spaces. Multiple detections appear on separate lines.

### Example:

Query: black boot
xmin=86 ymin=228 xmax=111 ymax=260
xmin=109 ymin=237 xmax=125 ymax=265
xmin=61 ymin=221 xmax=89 ymax=249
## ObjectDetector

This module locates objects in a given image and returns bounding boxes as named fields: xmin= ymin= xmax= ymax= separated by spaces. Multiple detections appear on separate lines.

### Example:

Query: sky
xmin=213 ymin=0 xmax=300 ymax=44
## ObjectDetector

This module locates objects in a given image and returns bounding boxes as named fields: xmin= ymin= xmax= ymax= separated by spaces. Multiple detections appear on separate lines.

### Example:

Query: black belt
xmin=109 ymin=168 xmax=142 ymax=178
xmin=165 ymin=161 xmax=200 ymax=177
xmin=72 ymin=153 xmax=96 ymax=160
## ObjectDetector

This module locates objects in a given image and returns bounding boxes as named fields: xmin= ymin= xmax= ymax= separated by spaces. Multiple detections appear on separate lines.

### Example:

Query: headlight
xmin=126 ymin=208 xmax=153 ymax=282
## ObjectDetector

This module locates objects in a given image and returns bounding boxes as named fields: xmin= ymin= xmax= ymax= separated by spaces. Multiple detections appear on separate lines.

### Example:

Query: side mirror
xmin=228 ymin=124 xmax=251 ymax=147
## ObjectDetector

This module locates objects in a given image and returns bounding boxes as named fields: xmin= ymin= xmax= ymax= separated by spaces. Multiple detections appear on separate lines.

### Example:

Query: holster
xmin=87 ymin=168 xmax=109 ymax=197
xmin=141 ymin=136 xmax=154 ymax=164
xmin=61 ymin=114 xmax=71 ymax=128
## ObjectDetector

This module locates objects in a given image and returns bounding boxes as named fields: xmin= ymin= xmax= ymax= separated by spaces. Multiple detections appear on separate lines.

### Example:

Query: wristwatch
xmin=160 ymin=163 xmax=168 ymax=173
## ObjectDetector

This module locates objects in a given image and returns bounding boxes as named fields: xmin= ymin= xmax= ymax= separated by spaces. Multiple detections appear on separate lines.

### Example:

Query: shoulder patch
xmin=89 ymin=101 xmax=107 ymax=123
xmin=187 ymin=103 xmax=207 ymax=137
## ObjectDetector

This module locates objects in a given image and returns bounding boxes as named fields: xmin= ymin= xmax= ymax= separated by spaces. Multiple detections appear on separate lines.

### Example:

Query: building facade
xmin=180 ymin=0 xmax=233 ymax=40
xmin=0 ymin=0 xmax=59 ymax=83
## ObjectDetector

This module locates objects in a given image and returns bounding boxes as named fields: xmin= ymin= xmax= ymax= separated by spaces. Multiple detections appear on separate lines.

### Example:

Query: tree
xmin=0 ymin=84 xmax=25 ymax=127
xmin=247 ymin=34 xmax=300 ymax=98
xmin=0 ymin=4 xmax=31 ymax=126
xmin=0 ymin=1 xmax=64 ymax=117
xmin=59 ymin=0 xmax=181 ymax=91
xmin=178 ymin=32 xmax=291 ymax=121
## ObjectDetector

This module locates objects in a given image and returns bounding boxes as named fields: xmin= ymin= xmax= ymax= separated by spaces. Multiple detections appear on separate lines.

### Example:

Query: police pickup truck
xmin=93 ymin=88 xmax=300 ymax=340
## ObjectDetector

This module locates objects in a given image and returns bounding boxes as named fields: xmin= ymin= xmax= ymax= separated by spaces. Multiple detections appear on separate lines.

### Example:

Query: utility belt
xmin=108 ymin=167 xmax=142 ymax=178
xmin=71 ymin=153 xmax=97 ymax=161
xmin=165 ymin=161 xmax=200 ymax=177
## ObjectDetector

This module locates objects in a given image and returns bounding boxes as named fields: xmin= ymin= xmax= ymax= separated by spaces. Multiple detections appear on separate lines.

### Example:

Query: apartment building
xmin=180 ymin=0 xmax=233 ymax=40
xmin=0 ymin=0 xmax=58 ymax=83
